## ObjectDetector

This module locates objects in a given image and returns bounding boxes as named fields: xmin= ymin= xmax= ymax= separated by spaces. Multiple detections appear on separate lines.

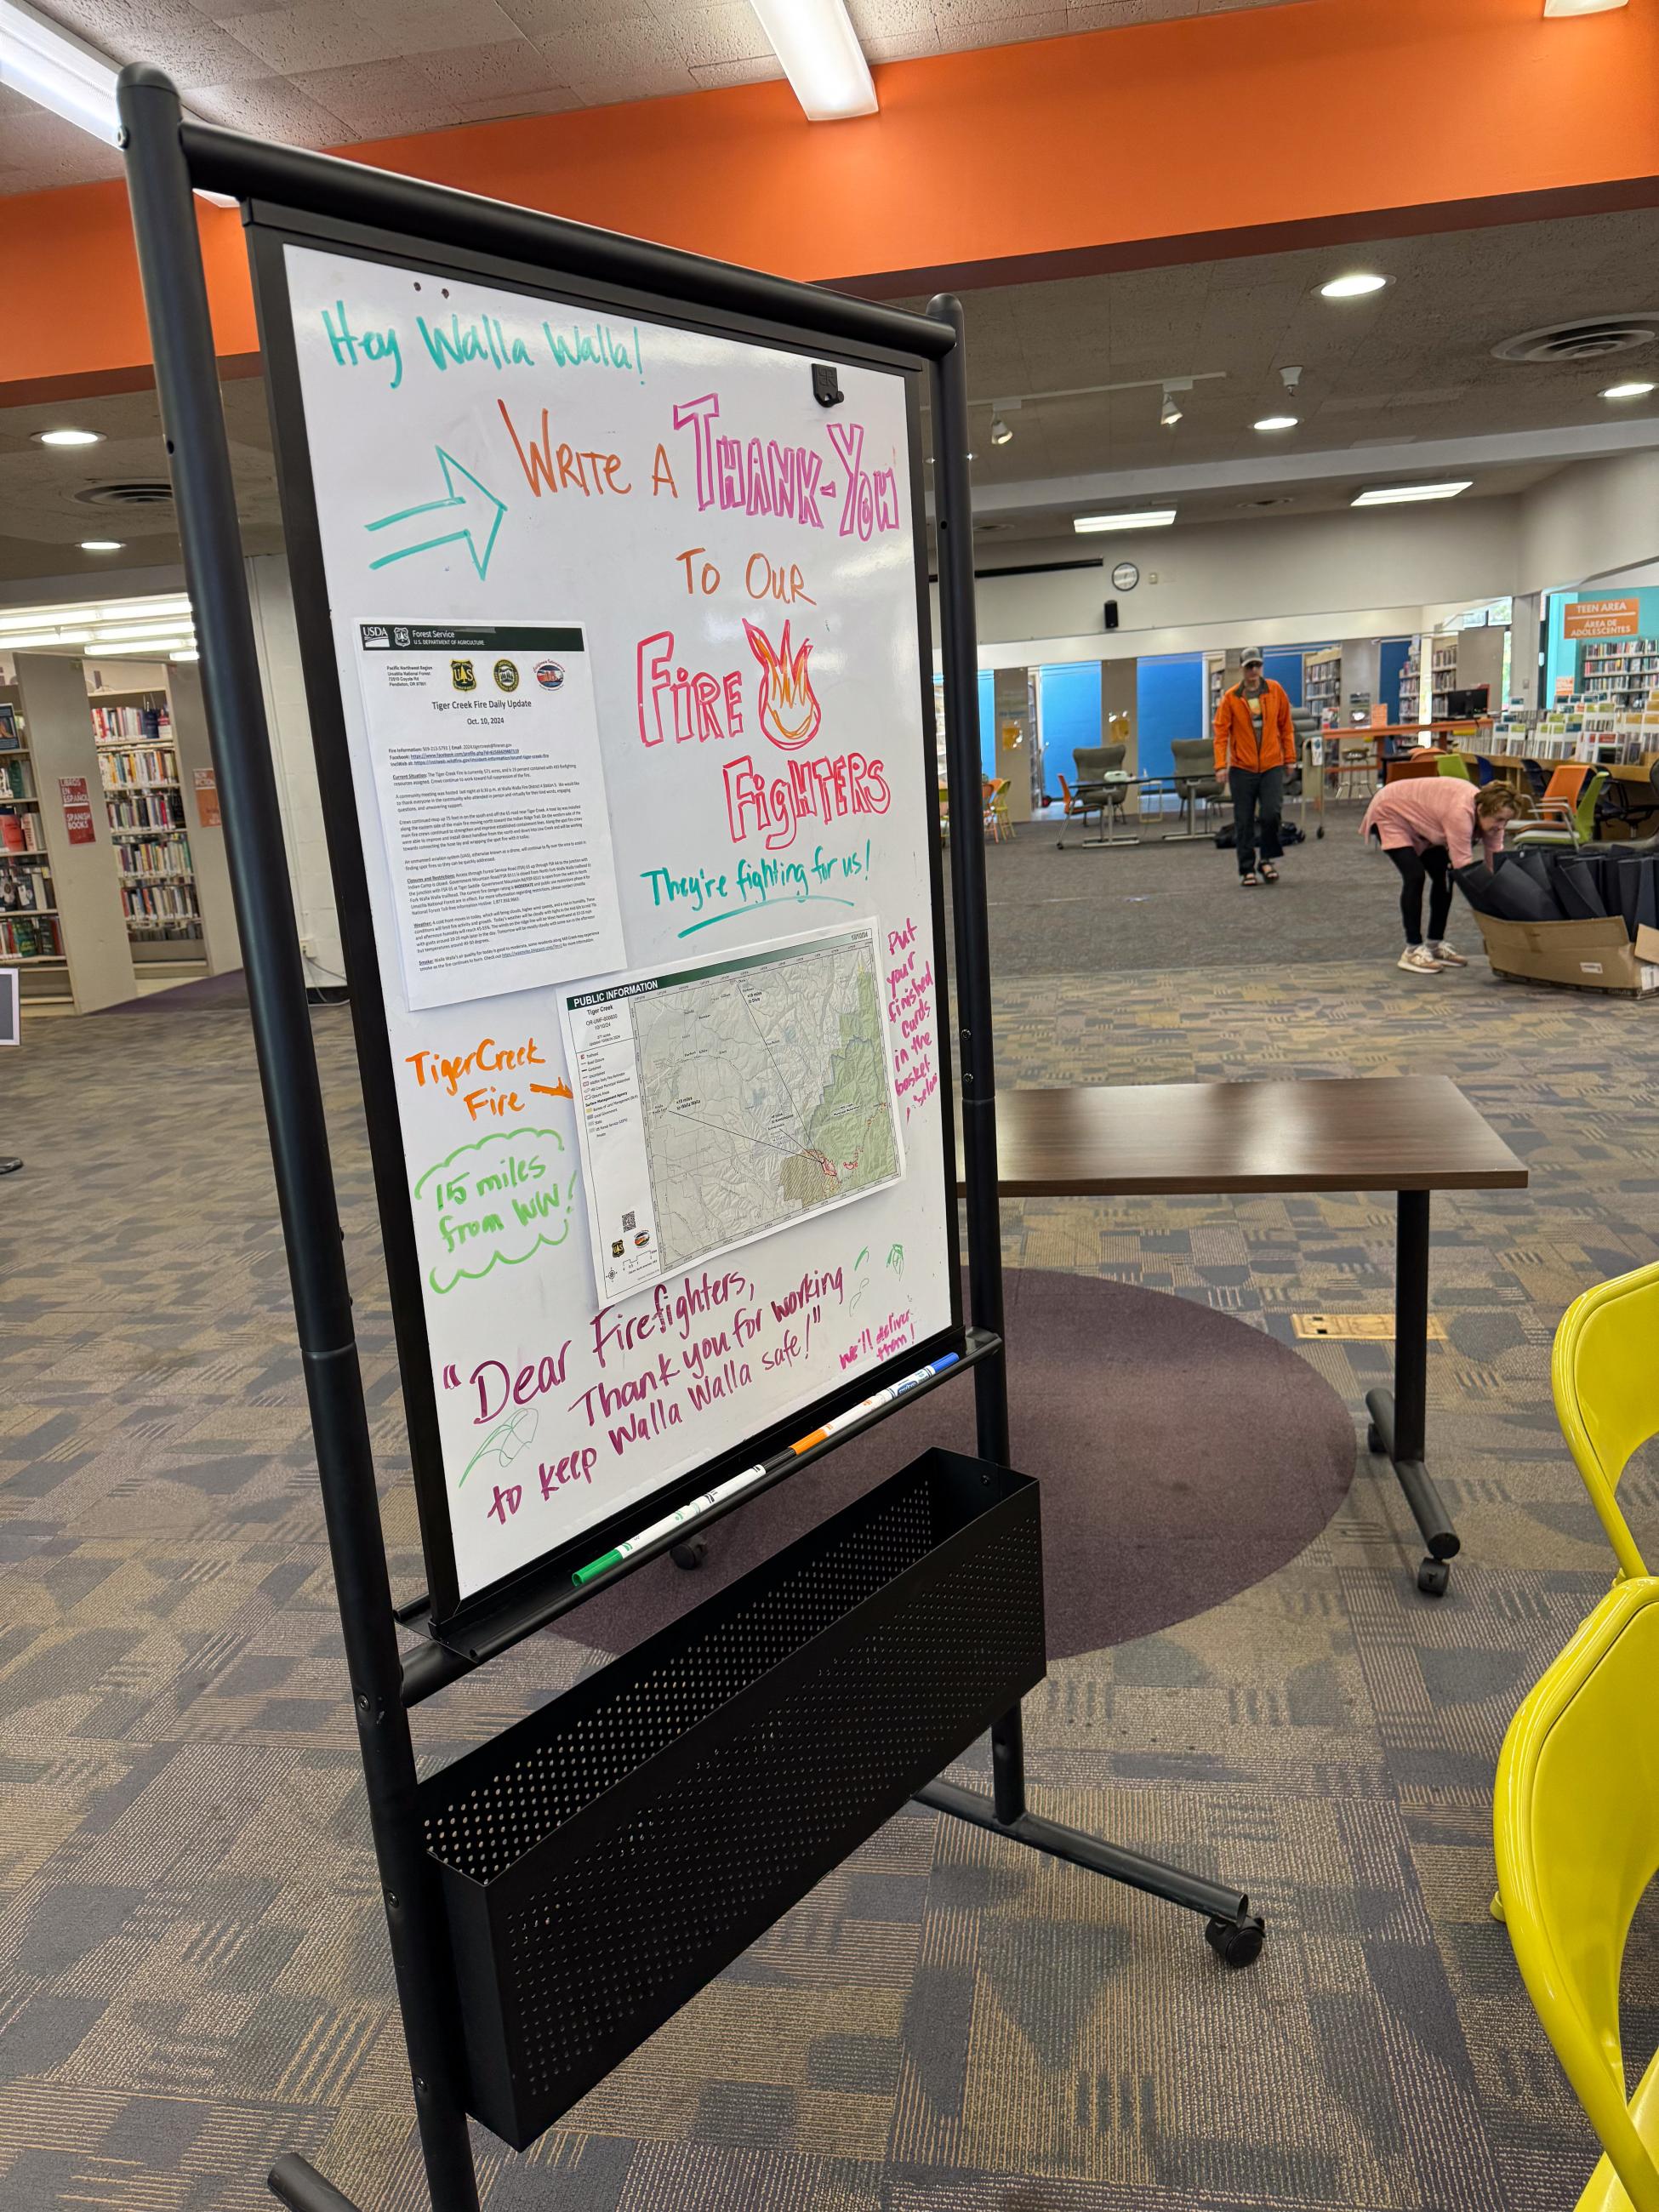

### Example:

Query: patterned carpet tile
xmin=1 ymin=955 xmax=1656 ymax=2206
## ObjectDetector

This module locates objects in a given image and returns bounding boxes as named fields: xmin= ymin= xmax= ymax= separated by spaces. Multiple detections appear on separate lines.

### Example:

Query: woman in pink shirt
xmin=1360 ymin=777 xmax=1520 ymax=974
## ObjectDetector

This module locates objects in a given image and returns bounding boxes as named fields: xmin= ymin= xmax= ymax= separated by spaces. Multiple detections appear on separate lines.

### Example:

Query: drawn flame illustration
xmin=744 ymin=618 xmax=822 ymax=752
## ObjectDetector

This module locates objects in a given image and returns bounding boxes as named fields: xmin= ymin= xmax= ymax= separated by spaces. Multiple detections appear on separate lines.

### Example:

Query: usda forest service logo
xmin=493 ymin=658 xmax=519 ymax=692
xmin=451 ymin=658 xmax=476 ymax=692
xmin=534 ymin=660 xmax=565 ymax=690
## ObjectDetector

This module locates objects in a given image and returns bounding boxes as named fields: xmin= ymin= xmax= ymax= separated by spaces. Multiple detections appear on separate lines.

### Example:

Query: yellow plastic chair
xmin=1554 ymin=1261 xmax=1658 ymax=1585
xmin=1494 ymin=1576 xmax=1659 ymax=2212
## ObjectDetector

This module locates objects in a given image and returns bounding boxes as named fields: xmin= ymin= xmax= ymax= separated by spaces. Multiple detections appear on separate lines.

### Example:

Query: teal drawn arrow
xmin=364 ymin=448 xmax=506 ymax=579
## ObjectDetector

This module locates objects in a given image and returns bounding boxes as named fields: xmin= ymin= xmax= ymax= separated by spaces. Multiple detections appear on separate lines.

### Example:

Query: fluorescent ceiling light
xmin=1602 ymin=379 xmax=1655 ymax=399
xmin=1320 ymin=272 xmax=1389 ymax=299
xmin=0 ymin=0 xmax=237 ymax=201
xmin=0 ymin=596 xmax=191 ymax=636
xmin=4 ymin=630 xmax=94 ymax=648
xmin=91 ymin=635 xmax=196 ymax=653
xmin=34 ymin=427 xmax=102 ymax=447
xmin=169 ymin=649 xmax=200 ymax=663
xmin=1543 ymin=0 xmax=1626 ymax=14
xmin=1353 ymin=481 xmax=1473 ymax=506
xmin=745 ymin=0 xmax=877 ymax=120
xmin=1074 ymin=509 xmax=1177 ymax=533
xmin=1254 ymin=414 xmax=1299 ymax=431
xmin=78 ymin=539 xmax=124 ymax=552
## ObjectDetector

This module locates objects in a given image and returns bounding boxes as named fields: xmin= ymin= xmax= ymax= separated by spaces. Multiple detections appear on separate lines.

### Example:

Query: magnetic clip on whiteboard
xmin=812 ymin=362 xmax=845 ymax=408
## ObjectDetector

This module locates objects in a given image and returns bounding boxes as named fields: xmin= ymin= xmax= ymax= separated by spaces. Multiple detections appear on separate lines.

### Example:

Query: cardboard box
xmin=1473 ymin=913 xmax=1659 ymax=995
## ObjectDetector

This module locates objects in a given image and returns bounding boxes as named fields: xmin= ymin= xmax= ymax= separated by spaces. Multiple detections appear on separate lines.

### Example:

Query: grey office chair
xmin=1058 ymin=743 xmax=1133 ymax=849
xmin=1166 ymin=737 xmax=1224 ymax=842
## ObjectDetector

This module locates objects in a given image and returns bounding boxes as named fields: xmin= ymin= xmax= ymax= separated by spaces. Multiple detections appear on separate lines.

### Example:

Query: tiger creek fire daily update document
xmin=353 ymin=621 xmax=624 ymax=1011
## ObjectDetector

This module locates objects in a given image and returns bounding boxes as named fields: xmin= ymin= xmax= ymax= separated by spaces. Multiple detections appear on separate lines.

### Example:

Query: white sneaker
xmin=1428 ymin=941 xmax=1468 ymax=966
xmin=1398 ymin=946 xmax=1445 ymax=973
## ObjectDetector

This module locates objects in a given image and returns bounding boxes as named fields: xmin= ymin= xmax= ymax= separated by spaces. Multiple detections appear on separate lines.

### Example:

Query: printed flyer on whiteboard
xmin=352 ymin=620 xmax=624 ymax=1010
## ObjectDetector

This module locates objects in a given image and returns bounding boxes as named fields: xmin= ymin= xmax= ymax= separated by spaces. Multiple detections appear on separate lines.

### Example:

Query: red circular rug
xmin=554 ymin=1269 xmax=1357 ymax=1662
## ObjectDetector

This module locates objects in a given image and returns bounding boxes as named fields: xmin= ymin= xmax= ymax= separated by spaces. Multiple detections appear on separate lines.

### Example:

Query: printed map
xmin=638 ymin=928 xmax=901 ymax=1272
xmin=562 ymin=923 xmax=904 ymax=1297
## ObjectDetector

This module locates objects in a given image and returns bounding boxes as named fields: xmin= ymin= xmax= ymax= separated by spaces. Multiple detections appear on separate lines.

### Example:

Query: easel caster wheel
xmin=1417 ymin=1558 xmax=1450 ymax=1597
xmin=670 ymin=1536 xmax=708 ymax=1571
xmin=1366 ymin=1422 xmax=1384 ymax=1454
xmin=0 ymin=1157 xmax=20 ymax=1176
xmin=1204 ymin=1913 xmax=1265 ymax=1969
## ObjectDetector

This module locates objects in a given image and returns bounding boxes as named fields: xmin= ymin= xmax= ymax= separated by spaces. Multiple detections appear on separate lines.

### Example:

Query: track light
xmin=1160 ymin=390 xmax=1183 ymax=430
xmin=989 ymin=413 xmax=1013 ymax=446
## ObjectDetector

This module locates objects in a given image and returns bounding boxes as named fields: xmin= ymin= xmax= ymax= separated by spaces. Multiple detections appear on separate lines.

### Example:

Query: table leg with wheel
xmin=1365 ymin=1187 xmax=1461 ymax=1596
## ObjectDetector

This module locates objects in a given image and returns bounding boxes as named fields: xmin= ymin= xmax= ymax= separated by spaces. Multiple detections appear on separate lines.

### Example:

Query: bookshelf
xmin=1428 ymin=636 xmax=1459 ymax=720
xmin=3 ymin=655 xmax=134 ymax=1012
xmin=89 ymin=684 xmax=205 ymax=967
xmin=0 ymin=698 xmax=66 ymax=993
xmin=1303 ymin=647 xmax=1342 ymax=723
xmin=1580 ymin=637 xmax=1659 ymax=707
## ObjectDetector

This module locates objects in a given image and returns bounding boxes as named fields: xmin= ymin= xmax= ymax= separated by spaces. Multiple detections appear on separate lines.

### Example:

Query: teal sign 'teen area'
xmin=365 ymin=446 xmax=507 ymax=580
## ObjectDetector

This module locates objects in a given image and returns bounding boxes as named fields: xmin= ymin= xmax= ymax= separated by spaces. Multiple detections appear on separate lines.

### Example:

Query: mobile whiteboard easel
xmin=118 ymin=64 xmax=1263 ymax=2212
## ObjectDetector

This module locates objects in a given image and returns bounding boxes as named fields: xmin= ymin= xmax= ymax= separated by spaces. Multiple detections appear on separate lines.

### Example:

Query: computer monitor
xmin=1445 ymin=686 xmax=1489 ymax=717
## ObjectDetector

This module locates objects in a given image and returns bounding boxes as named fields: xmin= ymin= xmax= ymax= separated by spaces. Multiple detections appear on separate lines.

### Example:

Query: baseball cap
xmin=1240 ymin=645 xmax=1264 ymax=665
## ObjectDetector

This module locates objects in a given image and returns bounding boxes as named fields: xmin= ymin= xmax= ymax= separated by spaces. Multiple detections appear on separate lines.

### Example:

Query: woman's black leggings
xmin=1385 ymin=843 xmax=1452 ymax=946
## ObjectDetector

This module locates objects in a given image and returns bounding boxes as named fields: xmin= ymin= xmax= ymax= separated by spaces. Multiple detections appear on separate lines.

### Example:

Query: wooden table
xmin=961 ymin=1074 xmax=1528 ymax=1594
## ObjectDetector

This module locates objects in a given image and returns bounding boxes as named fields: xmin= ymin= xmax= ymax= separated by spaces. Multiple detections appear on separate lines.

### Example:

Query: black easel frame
xmin=116 ymin=65 xmax=1263 ymax=2212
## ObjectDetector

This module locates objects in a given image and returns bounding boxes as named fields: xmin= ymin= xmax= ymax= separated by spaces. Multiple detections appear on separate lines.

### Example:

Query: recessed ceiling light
xmin=35 ymin=428 xmax=102 ymax=447
xmin=78 ymin=539 xmax=123 ymax=552
xmin=1254 ymin=414 xmax=1299 ymax=431
xmin=1320 ymin=272 xmax=1389 ymax=299
xmin=745 ymin=0 xmax=877 ymax=120
xmin=1601 ymin=379 xmax=1656 ymax=399
xmin=1074 ymin=509 xmax=1177 ymax=533
xmin=1353 ymin=481 xmax=1473 ymax=506
xmin=1543 ymin=0 xmax=1627 ymax=15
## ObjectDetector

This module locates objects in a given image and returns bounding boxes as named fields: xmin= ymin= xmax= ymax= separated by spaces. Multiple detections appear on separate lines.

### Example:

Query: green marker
xmin=572 ymin=1461 xmax=770 ymax=1586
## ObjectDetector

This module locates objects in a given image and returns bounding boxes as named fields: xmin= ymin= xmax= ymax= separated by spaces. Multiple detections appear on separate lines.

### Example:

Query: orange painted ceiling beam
xmin=3 ymin=0 xmax=1656 ymax=406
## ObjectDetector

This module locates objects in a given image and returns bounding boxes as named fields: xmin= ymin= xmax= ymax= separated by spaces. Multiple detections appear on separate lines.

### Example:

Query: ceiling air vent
xmin=74 ymin=481 xmax=175 ymax=507
xmin=1492 ymin=316 xmax=1659 ymax=365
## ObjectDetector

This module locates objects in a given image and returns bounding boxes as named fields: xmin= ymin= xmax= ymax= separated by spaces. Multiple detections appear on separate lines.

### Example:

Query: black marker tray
xmin=419 ymin=1445 xmax=1045 ymax=2149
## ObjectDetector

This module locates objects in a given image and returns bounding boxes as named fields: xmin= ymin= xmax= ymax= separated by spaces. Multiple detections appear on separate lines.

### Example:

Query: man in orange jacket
xmin=1213 ymin=646 xmax=1297 ymax=886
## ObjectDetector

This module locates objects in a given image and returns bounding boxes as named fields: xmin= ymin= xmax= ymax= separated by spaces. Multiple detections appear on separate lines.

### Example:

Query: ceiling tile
xmin=182 ymin=69 xmax=354 ymax=141
xmin=409 ymin=36 xmax=567 ymax=101
xmin=671 ymin=3 xmax=775 ymax=70
xmin=689 ymin=55 xmax=788 ymax=87
xmin=451 ymin=83 xmax=587 ymax=119
xmin=288 ymin=55 xmax=465 ymax=134
xmin=223 ymin=0 xmax=525 ymax=75
xmin=41 ymin=0 xmax=268 ymax=87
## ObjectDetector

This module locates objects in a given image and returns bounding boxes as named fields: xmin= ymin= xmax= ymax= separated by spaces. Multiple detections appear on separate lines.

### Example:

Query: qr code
xmin=621 ymin=1211 xmax=636 ymax=1231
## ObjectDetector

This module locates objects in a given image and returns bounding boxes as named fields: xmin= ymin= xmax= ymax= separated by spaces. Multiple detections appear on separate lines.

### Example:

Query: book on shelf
xmin=98 ymin=744 xmax=178 ymax=790
xmin=0 ymin=704 xmax=18 ymax=751
xmin=0 ymin=914 xmax=57 ymax=959
xmin=90 ymin=699 xmax=171 ymax=744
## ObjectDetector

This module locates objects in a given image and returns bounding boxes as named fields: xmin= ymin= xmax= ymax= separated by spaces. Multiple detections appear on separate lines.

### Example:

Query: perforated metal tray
xmin=420 ymin=1446 xmax=1045 ymax=2148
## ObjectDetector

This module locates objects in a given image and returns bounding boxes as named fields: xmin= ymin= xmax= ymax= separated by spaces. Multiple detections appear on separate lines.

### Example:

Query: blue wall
xmin=1263 ymin=649 xmax=1304 ymax=706
xmin=1137 ymin=653 xmax=1205 ymax=790
xmin=1039 ymin=663 xmax=1102 ymax=788
xmin=977 ymin=670 xmax=995 ymax=779
xmin=1379 ymin=637 xmax=1411 ymax=725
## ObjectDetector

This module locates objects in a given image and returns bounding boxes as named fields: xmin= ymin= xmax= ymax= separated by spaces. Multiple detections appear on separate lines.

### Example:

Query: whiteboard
xmin=259 ymin=233 xmax=958 ymax=1616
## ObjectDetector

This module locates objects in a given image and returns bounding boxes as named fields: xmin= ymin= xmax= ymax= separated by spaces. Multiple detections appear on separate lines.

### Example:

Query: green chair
xmin=1436 ymin=752 xmax=1474 ymax=781
xmin=1514 ymin=769 xmax=1608 ymax=850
